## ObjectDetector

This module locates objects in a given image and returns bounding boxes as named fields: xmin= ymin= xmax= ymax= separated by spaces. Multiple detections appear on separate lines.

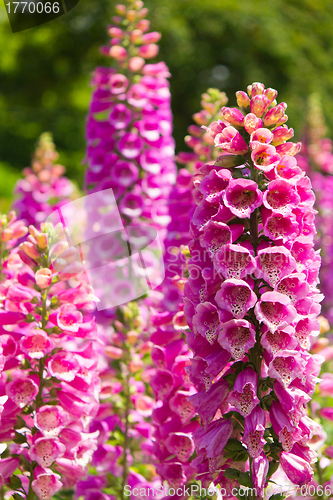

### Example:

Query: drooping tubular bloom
xmin=13 ymin=133 xmax=74 ymax=228
xmin=183 ymin=82 xmax=324 ymax=493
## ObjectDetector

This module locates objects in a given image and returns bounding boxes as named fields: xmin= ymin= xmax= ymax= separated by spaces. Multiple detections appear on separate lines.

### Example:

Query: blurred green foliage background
xmin=1 ymin=0 xmax=333 ymax=206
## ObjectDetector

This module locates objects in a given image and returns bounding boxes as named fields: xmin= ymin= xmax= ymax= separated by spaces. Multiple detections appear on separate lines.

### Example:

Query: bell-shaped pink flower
xmin=32 ymin=466 xmax=63 ymax=500
xmin=6 ymin=376 xmax=38 ymax=408
xmin=263 ymin=179 xmax=300 ymax=215
xmin=244 ymin=406 xmax=266 ymax=458
xmin=49 ymin=304 xmax=83 ymax=333
xmin=214 ymin=126 xmax=248 ymax=155
xmin=255 ymin=246 xmax=296 ymax=287
xmin=255 ymin=291 xmax=297 ymax=333
xmin=189 ymin=378 xmax=229 ymax=427
xmin=270 ymin=400 xmax=301 ymax=452
xmin=261 ymin=326 xmax=298 ymax=356
xmin=252 ymin=453 xmax=269 ymax=498
xmin=250 ymin=127 xmax=273 ymax=148
xmin=263 ymin=103 xmax=288 ymax=127
xmin=280 ymin=451 xmax=313 ymax=486
xmin=214 ymin=243 xmax=256 ymax=280
xmin=229 ymin=367 xmax=259 ymax=417
xmin=21 ymin=329 xmax=54 ymax=359
xmin=268 ymin=351 xmax=306 ymax=388
xmin=109 ymin=73 xmax=128 ymax=94
xmin=48 ymin=352 xmax=80 ymax=382
xmin=165 ymin=432 xmax=195 ymax=462
xmin=244 ymin=113 xmax=263 ymax=134
xmin=251 ymin=144 xmax=281 ymax=172
xmin=262 ymin=210 xmax=300 ymax=242
xmin=117 ymin=132 xmax=143 ymax=159
xmin=35 ymin=268 xmax=53 ymax=289
xmin=34 ymin=405 xmax=70 ymax=437
xmin=250 ymin=94 xmax=271 ymax=117
xmin=222 ymin=178 xmax=263 ymax=218
xmin=193 ymin=418 xmax=233 ymax=459
xmin=221 ymin=107 xmax=245 ymax=127
xmin=218 ymin=319 xmax=256 ymax=360
xmin=30 ymin=437 xmax=66 ymax=468
xmin=193 ymin=302 xmax=221 ymax=344
xmin=109 ymin=104 xmax=132 ymax=130
xmin=215 ymin=278 xmax=257 ymax=319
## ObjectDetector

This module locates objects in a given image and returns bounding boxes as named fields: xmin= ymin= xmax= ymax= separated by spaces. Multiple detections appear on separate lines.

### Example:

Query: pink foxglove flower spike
xmin=183 ymin=82 xmax=324 ymax=493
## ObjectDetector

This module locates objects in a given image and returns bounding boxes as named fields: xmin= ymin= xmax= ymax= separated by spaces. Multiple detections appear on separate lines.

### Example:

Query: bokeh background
xmin=1 ymin=0 xmax=333 ymax=205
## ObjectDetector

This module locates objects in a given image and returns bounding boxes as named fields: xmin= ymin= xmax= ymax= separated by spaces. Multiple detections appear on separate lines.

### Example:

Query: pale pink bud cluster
xmin=0 ymin=220 xmax=100 ymax=499
xmin=13 ymin=133 xmax=74 ymax=228
xmin=183 ymin=82 xmax=323 ymax=493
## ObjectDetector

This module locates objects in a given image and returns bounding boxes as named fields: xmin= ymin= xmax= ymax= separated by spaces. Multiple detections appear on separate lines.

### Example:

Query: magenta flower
xmin=218 ymin=319 xmax=256 ymax=359
xmin=215 ymin=278 xmax=257 ymax=319
xmin=229 ymin=367 xmax=260 ymax=417
xmin=223 ymin=178 xmax=263 ymax=218
xmin=30 ymin=437 xmax=66 ymax=468
xmin=34 ymin=405 xmax=70 ymax=437
xmin=6 ymin=376 xmax=39 ymax=408
xmin=32 ymin=467 xmax=63 ymax=500
xmin=251 ymin=144 xmax=281 ymax=172
xmin=214 ymin=126 xmax=248 ymax=155
xmin=280 ymin=452 xmax=313 ymax=485
xmin=243 ymin=406 xmax=266 ymax=458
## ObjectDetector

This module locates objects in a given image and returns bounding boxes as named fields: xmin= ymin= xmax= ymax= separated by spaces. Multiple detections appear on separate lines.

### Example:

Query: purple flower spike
xmin=223 ymin=178 xmax=263 ymax=218
xmin=215 ymin=278 xmax=257 ymax=319
xmin=183 ymin=82 xmax=323 ymax=491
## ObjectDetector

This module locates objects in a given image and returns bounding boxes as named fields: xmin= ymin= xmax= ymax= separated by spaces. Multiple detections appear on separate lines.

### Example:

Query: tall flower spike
xmin=0 ymin=220 xmax=101 ymax=499
xmin=297 ymin=94 xmax=333 ymax=323
xmin=13 ymin=133 xmax=75 ymax=228
xmin=80 ymin=1 xmax=178 ymax=498
xmin=183 ymin=82 xmax=323 ymax=491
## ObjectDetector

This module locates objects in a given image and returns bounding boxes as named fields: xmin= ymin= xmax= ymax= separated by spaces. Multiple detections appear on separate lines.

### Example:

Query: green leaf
xmin=268 ymin=461 xmax=279 ymax=478
xmin=225 ymin=438 xmax=246 ymax=451
xmin=13 ymin=432 xmax=27 ymax=444
xmin=14 ymin=416 xmax=26 ymax=429
xmin=8 ymin=474 xmax=22 ymax=489
xmin=238 ymin=472 xmax=252 ymax=487
xmin=223 ymin=468 xmax=240 ymax=480
xmin=269 ymin=494 xmax=285 ymax=500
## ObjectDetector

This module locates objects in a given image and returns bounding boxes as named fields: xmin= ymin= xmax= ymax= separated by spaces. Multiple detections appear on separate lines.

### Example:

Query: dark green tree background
xmin=1 ymin=0 xmax=333 ymax=204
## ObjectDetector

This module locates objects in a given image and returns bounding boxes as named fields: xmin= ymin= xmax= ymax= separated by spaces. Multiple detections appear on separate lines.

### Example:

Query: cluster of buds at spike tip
xmin=85 ymin=0 xmax=176 ymax=232
xmin=13 ymin=133 xmax=75 ymax=228
xmin=183 ymin=82 xmax=324 ymax=494
xmin=0 ymin=219 xmax=101 ymax=499
xmin=176 ymin=88 xmax=229 ymax=171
